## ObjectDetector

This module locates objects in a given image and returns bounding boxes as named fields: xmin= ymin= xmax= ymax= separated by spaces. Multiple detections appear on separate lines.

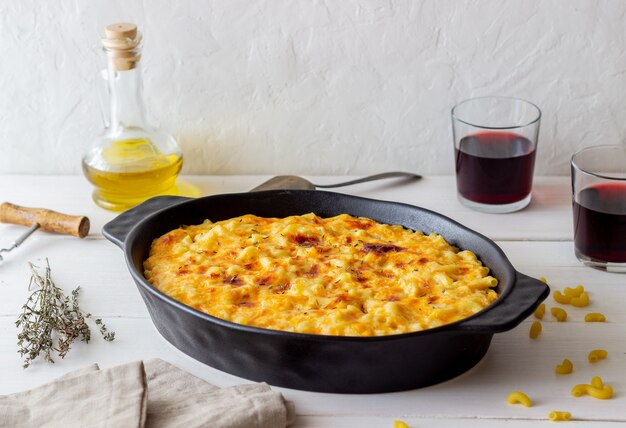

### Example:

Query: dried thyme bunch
xmin=15 ymin=259 xmax=115 ymax=368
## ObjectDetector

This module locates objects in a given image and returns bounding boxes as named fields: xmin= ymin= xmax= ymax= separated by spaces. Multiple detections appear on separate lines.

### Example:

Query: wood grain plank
xmin=0 ymin=236 xmax=147 ymax=317
xmin=1 ymin=313 xmax=624 ymax=421
xmin=294 ymin=416 xmax=622 ymax=427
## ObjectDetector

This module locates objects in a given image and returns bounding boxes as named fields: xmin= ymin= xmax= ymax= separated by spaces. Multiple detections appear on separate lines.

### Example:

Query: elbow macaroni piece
xmin=555 ymin=358 xmax=573 ymax=375
xmin=534 ymin=303 xmax=545 ymax=320
xmin=529 ymin=321 xmax=542 ymax=339
xmin=572 ymin=376 xmax=613 ymax=399
xmin=564 ymin=285 xmax=584 ymax=297
xmin=507 ymin=391 xmax=532 ymax=407
xmin=548 ymin=411 xmax=571 ymax=422
xmin=553 ymin=286 xmax=588 ymax=306
xmin=393 ymin=420 xmax=409 ymax=428
xmin=553 ymin=291 xmax=571 ymax=304
xmin=539 ymin=277 xmax=548 ymax=284
xmin=584 ymin=312 xmax=606 ymax=322
xmin=571 ymin=384 xmax=587 ymax=397
xmin=588 ymin=349 xmax=608 ymax=363
xmin=591 ymin=376 xmax=604 ymax=389
xmin=551 ymin=307 xmax=567 ymax=322
xmin=570 ymin=292 xmax=589 ymax=307
xmin=588 ymin=386 xmax=613 ymax=399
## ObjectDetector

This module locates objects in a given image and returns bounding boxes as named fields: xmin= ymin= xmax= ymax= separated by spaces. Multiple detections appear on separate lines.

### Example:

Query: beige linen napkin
xmin=0 ymin=361 xmax=147 ymax=428
xmin=143 ymin=359 xmax=294 ymax=428
xmin=0 ymin=359 xmax=294 ymax=428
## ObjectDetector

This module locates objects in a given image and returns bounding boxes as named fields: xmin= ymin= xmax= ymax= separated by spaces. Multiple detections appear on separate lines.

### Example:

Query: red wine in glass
xmin=573 ymin=183 xmax=626 ymax=263
xmin=455 ymin=132 xmax=536 ymax=205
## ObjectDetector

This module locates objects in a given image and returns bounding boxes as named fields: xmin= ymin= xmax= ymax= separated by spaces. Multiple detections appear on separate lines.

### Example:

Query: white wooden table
xmin=1 ymin=175 xmax=624 ymax=427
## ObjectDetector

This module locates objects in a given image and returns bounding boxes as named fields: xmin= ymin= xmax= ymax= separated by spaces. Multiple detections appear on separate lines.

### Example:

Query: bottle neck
xmin=106 ymin=60 xmax=149 ymax=134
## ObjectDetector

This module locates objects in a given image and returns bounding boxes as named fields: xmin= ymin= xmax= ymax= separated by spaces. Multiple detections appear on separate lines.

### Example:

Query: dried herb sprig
xmin=95 ymin=318 xmax=115 ymax=342
xmin=15 ymin=259 xmax=115 ymax=368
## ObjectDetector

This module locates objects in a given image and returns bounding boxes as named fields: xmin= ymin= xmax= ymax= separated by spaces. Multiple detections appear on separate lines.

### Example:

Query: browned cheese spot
xmin=362 ymin=243 xmax=404 ymax=254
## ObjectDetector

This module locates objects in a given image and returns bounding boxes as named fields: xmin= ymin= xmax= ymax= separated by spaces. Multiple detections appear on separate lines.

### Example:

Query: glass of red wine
xmin=452 ymin=96 xmax=541 ymax=213
xmin=572 ymin=145 xmax=626 ymax=273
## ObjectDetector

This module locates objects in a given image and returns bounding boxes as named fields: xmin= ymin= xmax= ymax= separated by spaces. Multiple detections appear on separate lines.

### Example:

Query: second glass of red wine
xmin=572 ymin=145 xmax=626 ymax=273
xmin=451 ymin=96 xmax=541 ymax=213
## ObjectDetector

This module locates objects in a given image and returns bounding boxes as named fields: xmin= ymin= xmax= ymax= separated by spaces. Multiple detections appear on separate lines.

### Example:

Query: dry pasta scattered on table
xmin=507 ymin=391 xmax=532 ymax=407
xmin=572 ymin=376 xmax=613 ymax=399
xmin=548 ymin=411 xmax=571 ymax=422
xmin=553 ymin=290 xmax=571 ymax=304
xmin=584 ymin=312 xmax=606 ymax=322
xmin=551 ymin=307 xmax=567 ymax=322
xmin=555 ymin=358 xmax=573 ymax=375
xmin=588 ymin=349 xmax=608 ymax=363
xmin=564 ymin=285 xmax=584 ymax=297
xmin=529 ymin=321 xmax=542 ymax=339
xmin=570 ymin=292 xmax=589 ymax=307
xmin=534 ymin=303 xmax=546 ymax=320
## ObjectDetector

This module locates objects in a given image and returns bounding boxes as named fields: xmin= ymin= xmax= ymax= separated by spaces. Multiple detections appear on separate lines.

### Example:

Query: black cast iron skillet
xmin=103 ymin=189 xmax=549 ymax=393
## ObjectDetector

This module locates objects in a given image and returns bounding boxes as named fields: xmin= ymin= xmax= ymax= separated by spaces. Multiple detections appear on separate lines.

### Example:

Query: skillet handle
xmin=457 ymin=272 xmax=550 ymax=333
xmin=102 ymin=196 xmax=191 ymax=249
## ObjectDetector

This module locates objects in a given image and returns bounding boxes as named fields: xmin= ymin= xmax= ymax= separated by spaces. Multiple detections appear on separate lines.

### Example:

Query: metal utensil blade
xmin=250 ymin=176 xmax=316 ymax=191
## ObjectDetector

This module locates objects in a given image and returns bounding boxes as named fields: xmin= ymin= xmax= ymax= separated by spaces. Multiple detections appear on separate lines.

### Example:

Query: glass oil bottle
xmin=82 ymin=23 xmax=183 ymax=211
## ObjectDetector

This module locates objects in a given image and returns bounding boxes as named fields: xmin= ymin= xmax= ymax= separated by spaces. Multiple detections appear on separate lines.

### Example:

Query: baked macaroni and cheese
xmin=144 ymin=213 xmax=498 ymax=336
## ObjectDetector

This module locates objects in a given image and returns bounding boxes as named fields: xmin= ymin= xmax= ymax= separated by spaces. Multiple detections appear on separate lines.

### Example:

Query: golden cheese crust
xmin=144 ymin=213 xmax=498 ymax=336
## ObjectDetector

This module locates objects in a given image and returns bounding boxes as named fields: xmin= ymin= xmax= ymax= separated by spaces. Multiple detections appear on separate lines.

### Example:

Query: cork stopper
xmin=102 ymin=23 xmax=142 ymax=71
xmin=105 ymin=23 xmax=137 ymax=40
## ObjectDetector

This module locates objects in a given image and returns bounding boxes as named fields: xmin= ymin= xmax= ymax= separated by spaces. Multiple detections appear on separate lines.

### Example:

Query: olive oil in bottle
xmin=82 ymin=23 xmax=183 ymax=211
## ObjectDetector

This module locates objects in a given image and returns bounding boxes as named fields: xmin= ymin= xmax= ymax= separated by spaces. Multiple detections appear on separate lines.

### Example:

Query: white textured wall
xmin=1 ymin=0 xmax=626 ymax=175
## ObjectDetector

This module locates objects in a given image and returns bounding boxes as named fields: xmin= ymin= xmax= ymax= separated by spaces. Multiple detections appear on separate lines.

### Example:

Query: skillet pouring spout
xmin=102 ymin=190 xmax=549 ymax=393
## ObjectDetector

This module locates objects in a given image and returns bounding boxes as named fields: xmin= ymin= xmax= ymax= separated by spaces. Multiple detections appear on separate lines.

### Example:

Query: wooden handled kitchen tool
xmin=0 ymin=202 xmax=90 ymax=261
